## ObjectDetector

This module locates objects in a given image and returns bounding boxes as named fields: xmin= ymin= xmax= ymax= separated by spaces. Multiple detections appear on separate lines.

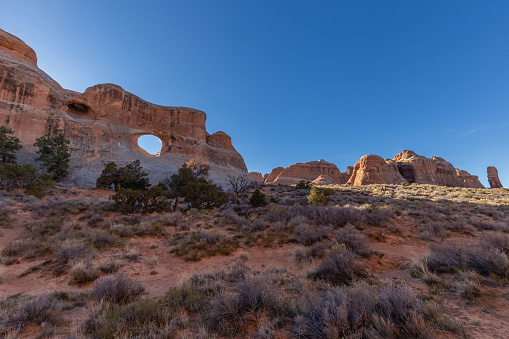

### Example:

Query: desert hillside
xmin=1 ymin=182 xmax=509 ymax=338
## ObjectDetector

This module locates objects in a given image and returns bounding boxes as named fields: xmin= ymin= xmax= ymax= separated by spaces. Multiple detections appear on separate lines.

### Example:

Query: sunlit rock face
xmin=487 ymin=166 xmax=503 ymax=189
xmin=263 ymin=160 xmax=351 ymax=185
xmin=0 ymin=28 xmax=247 ymax=188
xmin=348 ymin=150 xmax=484 ymax=188
xmin=348 ymin=154 xmax=405 ymax=186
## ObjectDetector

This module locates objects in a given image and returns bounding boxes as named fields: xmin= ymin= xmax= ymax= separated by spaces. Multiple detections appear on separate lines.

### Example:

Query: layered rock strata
xmin=0 ymin=28 xmax=247 ymax=188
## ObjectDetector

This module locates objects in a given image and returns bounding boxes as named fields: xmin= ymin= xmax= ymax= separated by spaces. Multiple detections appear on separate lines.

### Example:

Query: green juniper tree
xmin=34 ymin=129 xmax=71 ymax=181
xmin=96 ymin=160 xmax=150 ymax=191
xmin=0 ymin=126 xmax=22 ymax=165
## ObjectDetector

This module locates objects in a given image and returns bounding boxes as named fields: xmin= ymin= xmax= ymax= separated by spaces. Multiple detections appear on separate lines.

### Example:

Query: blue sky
xmin=2 ymin=1 xmax=508 ymax=187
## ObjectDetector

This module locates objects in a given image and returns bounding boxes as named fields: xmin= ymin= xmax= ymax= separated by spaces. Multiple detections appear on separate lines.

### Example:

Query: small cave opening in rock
xmin=137 ymin=134 xmax=163 ymax=156
xmin=67 ymin=102 xmax=90 ymax=114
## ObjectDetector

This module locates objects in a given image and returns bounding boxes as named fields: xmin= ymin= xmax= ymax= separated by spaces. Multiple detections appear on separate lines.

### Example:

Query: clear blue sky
xmin=2 ymin=0 xmax=508 ymax=187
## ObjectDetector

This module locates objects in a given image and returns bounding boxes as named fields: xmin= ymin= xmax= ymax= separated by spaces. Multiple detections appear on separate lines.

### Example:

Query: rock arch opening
xmin=137 ymin=134 xmax=162 ymax=156
xmin=67 ymin=102 xmax=90 ymax=114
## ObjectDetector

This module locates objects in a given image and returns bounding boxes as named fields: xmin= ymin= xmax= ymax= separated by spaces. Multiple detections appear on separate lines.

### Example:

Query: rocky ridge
xmin=259 ymin=151 xmax=484 ymax=189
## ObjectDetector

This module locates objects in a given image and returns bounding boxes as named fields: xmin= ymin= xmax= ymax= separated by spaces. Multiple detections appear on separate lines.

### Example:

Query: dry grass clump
xmin=83 ymin=298 xmax=176 ymax=339
xmin=68 ymin=260 xmax=100 ymax=285
xmin=169 ymin=231 xmax=239 ymax=261
xmin=90 ymin=274 xmax=145 ymax=304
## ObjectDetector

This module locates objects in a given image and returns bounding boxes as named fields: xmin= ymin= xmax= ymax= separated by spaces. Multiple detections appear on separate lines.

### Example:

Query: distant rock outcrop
xmin=249 ymin=172 xmax=264 ymax=183
xmin=0 ymin=28 xmax=247 ymax=188
xmin=348 ymin=150 xmax=484 ymax=188
xmin=348 ymin=155 xmax=405 ymax=185
xmin=487 ymin=166 xmax=503 ymax=188
xmin=265 ymin=167 xmax=285 ymax=183
xmin=266 ymin=160 xmax=350 ymax=185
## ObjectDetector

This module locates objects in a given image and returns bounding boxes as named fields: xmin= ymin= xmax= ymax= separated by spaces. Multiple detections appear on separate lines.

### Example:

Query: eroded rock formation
xmin=348 ymin=155 xmax=405 ymax=185
xmin=487 ymin=166 xmax=503 ymax=188
xmin=249 ymin=172 xmax=264 ymax=183
xmin=0 ymin=28 xmax=247 ymax=187
xmin=265 ymin=160 xmax=350 ymax=185
xmin=264 ymin=167 xmax=285 ymax=183
xmin=348 ymin=150 xmax=484 ymax=188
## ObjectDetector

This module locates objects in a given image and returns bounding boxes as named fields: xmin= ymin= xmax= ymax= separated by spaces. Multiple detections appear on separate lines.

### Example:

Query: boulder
xmin=0 ymin=28 xmax=247 ymax=188
xmin=487 ymin=166 xmax=503 ymax=188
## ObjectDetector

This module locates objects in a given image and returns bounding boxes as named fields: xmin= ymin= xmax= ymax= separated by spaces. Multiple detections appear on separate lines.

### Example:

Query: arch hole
xmin=137 ymin=134 xmax=162 ymax=156
xmin=67 ymin=102 xmax=90 ymax=114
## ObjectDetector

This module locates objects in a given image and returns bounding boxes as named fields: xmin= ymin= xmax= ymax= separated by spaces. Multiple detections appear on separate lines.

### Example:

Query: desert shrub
xmin=91 ymin=274 xmax=145 ymax=304
xmin=2 ymin=238 xmax=50 ymax=258
xmin=426 ymin=242 xmax=509 ymax=277
xmin=181 ymin=181 xmax=228 ymax=210
xmin=111 ymin=186 xmax=172 ymax=214
xmin=458 ymin=271 xmax=482 ymax=300
xmin=295 ymin=180 xmax=312 ymax=190
xmin=222 ymin=208 xmax=249 ymax=227
xmin=160 ymin=211 xmax=183 ymax=226
xmin=295 ymin=242 xmax=328 ymax=263
xmin=87 ymin=213 xmax=104 ymax=227
xmin=166 ymin=277 xmax=217 ymax=314
xmin=249 ymin=218 xmax=269 ymax=232
xmin=68 ymin=261 xmax=100 ymax=285
xmin=53 ymin=239 xmax=90 ymax=263
xmin=0 ymin=163 xmax=55 ymax=197
xmin=364 ymin=205 xmax=395 ymax=226
xmin=25 ymin=176 xmax=55 ymax=198
xmin=289 ymin=205 xmax=366 ymax=228
xmin=291 ymin=282 xmax=432 ymax=338
xmin=309 ymin=244 xmax=367 ymax=285
xmin=250 ymin=189 xmax=267 ymax=207
xmin=1 ymin=294 xmax=62 ymax=334
xmin=333 ymin=223 xmax=371 ymax=257
xmin=208 ymin=272 xmax=282 ymax=337
xmin=307 ymin=187 xmax=333 ymax=206
xmin=170 ymin=231 xmax=239 ymax=261
xmin=480 ymin=231 xmax=509 ymax=255
xmin=410 ymin=258 xmax=447 ymax=289
xmin=294 ymin=224 xmax=332 ymax=246
xmin=85 ymin=229 xmax=121 ymax=249
xmin=83 ymin=298 xmax=174 ymax=339
xmin=25 ymin=216 xmax=64 ymax=238
xmin=98 ymin=260 xmax=123 ymax=274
